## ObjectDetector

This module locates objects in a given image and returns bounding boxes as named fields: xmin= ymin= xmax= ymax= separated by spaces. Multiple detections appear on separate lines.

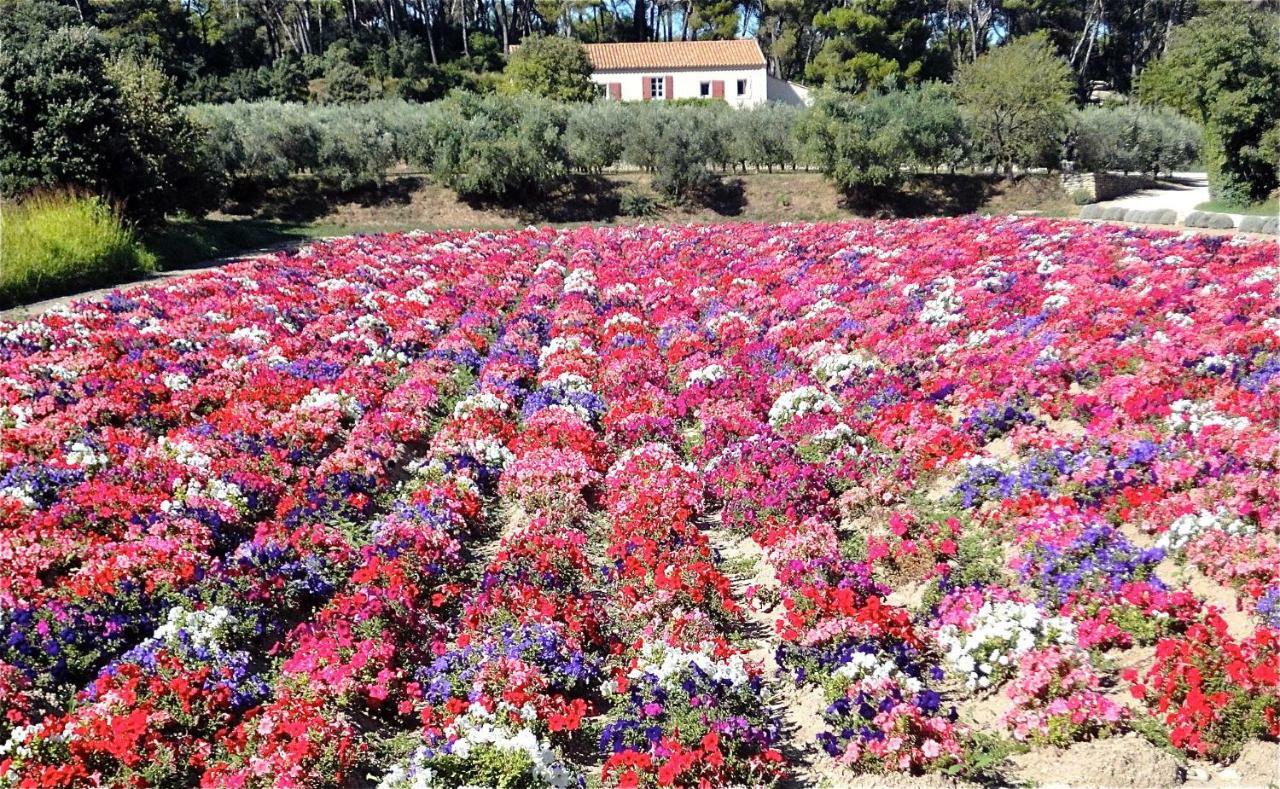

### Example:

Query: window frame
xmin=736 ymin=78 xmax=748 ymax=96
xmin=650 ymin=76 xmax=666 ymax=100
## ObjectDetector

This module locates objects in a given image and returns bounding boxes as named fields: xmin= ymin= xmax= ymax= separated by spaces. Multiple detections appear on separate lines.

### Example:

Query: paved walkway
xmin=1093 ymin=172 xmax=1246 ymax=223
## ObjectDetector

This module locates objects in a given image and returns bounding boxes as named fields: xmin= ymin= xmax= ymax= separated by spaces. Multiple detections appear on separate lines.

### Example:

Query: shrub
xmin=565 ymin=101 xmax=629 ymax=173
xmin=1074 ymin=104 xmax=1201 ymax=176
xmin=728 ymin=104 xmax=801 ymax=172
xmin=1070 ymin=188 xmax=1094 ymax=205
xmin=0 ymin=3 xmax=215 ymax=224
xmin=190 ymin=102 xmax=321 ymax=198
xmin=422 ymin=92 xmax=569 ymax=201
xmin=626 ymin=106 xmax=723 ymax=204
xmin=1139 ymin=7 xmax=1280 ymax=205
xmin=310 ymin=105 xmax=398 ymax=191
xmin=106 ymin=57 xmax=223 ymax=221
xmin=503 ymin=35 xmax=597 ymax=103
xmin=954 ymin=34 xmax=1072 ymax=173
xmin=620 ymin=191 xmax=660 ymax=217
xmin=798 ymin=91 xmax=913 ymax=199
xmin=322 ymin=61 xmax=378 ymax=104
xmin=0 ymin=193 xmax=154 ymax=307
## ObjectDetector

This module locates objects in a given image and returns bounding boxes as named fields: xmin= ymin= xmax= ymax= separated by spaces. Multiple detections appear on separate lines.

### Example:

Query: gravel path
xmin=1093 ymin=172 xmax=1246 ymax=223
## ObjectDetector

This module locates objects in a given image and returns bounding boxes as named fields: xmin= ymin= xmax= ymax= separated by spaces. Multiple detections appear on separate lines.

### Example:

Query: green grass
xmin=0 ymin=193 xmax=155 ymax=309
xmin=1194 ymin=196 xmax=1278 ymax=216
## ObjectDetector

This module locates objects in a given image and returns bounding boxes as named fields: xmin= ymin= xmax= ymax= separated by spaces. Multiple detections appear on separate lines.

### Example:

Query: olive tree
xmin=953 ymin=34 xmax=1073 ymax=173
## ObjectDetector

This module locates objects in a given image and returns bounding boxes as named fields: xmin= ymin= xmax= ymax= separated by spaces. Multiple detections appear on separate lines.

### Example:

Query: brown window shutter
xmin=712 ymin=80 xmax=725 ymax=99
xmin=609 ymin=82 xmax=621 ymax=100
xmin=642 ymin=76 xmax=651 ymax=100
xmin=664 ymin=75 xmax=673 ymax=100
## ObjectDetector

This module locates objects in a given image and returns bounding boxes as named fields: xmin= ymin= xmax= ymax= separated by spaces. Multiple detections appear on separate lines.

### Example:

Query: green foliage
xmin=565 ymin=101 xmax=629 ymax=172
xmin=190 ymin=99 xmax=406 ymax=196
xmin=322 ymin=60 xmax=378 ymax=104
xmin=805 ymin=0 xmax=943 ymax=93
xmin=727 ymin=103 xmax=802 ymax=171
xmin=106 ymin=56 xmax=223 ymax=220
xmin=0 ymin=192 xmax=155 ymax=308
xmin=1138 ymin=7 xmax=1280 ymax=205
xmin=953 ymin=33 xmax=1073 ymax=173
xmin=800 ymin=84 xmax=963 ymax=198
xmin=422 ymin=92 xmax=569 ymax=200
xmin=799 ymin=92 xmax=908 ymax=197
xmin=946 ymin=731 xmax=1028 ymax=784
xmin=619 ymin=190 xmax=660 ymax=217
xmin=0 ymin=2 xmax=214 ymax=224
xmin=503 ymin=35 xmax=597 ymax=102
xmin=625 ymin=104 xmax=725 ymax=204
xmin=1072 ymin=103 xmax=1201 ymax=176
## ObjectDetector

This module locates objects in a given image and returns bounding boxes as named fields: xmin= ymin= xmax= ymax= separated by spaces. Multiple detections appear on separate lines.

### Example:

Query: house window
xmin=736 ymin=79 xmax=748 ymax=96
xmin=700 ymin=81 xmax=711 ymax=97
xmin=650 ymin=76 xmax=665 ymax=100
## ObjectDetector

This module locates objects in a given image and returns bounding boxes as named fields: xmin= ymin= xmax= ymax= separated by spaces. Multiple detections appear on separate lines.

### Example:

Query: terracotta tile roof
xmin=584 ymin=40 xmax=766 ymax=71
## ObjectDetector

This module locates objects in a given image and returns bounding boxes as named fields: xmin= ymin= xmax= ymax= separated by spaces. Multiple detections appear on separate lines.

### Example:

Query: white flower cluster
xmin=628 ymin=640 xmax=751 ymax=688
xmin=64 ymin=440 xmax=108 ymax=470
xmin=460 ymin=438 xmax=515 ymax=469
xmin=229 ymin=326 xmax=272 ymax=347
xmin=603 ymin=312 xmax=642 ymax=332
xmin=707 ymin=311 xmax=756 ymax=334
xmin=937 ymin=600 xmax=1076 ymax=692
xmin=1156 ymin=508 xmax=1255 ymax=552
xmin=538 ymin=335 xmax=597 ymax=366
xmin=0 ymin=403 xmax=32 ymax=429
xmin=564 ymin=268 xmax=597 ymax=295
xmin=685 ymin=364 xmax=726 ymax=387
xmin=812 ymin=351 xmax=879 ymax=386
xmin=158 ymin=437 xmax=213 ymax=471
xmin=153 ymin=605 xmax=237 ymax=654
xmin=603 ymin=282 xmax=638 ymax=300
xmin=1194 ymin=355 xmax=1234 ymax=376
xmin=547 ymin=372 xmax=593 ymax=394
xmin=833 ymin=650 xmax=925 ymax=693
xmin=170 ymin=477 xmax=246 ymax=510
xmin=1041 ymin=293 xmax=1070 ymax=312
xmin=918 ymin=277 xmax=964 ymax=327
xmin=299 ymin=388 xmax=364 ymax=420
xmin=1166 ymin=399 xmax=1250 ymax=434
xmin=0 ymin=480 xmax=36 ymax=509
xmin=162 ymin=372 xmax=193 ymax=391
xmin=378 ymin=704 xmax=578 ymax=789
xmin=769 ymin=386 xmax=839 ymax=428
xmin=452 ymin=391 xmax=510 ymax=419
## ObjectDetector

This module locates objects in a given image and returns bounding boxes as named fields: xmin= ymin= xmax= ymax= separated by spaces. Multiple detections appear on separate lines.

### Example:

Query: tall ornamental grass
xmin=0 ymin=193 xmax=154 ymax=308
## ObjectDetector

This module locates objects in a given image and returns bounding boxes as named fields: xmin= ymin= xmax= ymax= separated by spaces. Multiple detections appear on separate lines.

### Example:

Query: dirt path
xmin=703 ymin=518 xmax=834 ymax=787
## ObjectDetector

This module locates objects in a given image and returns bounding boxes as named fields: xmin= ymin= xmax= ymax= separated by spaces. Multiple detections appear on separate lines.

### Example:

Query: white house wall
xmin=591 ymin=66 xmax=767 ymax=108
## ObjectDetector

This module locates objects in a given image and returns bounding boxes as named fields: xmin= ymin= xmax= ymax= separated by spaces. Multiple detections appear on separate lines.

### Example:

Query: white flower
xmin=1166 ymin=399 xmax=1249 ymax=434
xmin=686 ymin=364 xmax=726 ymax=387
xmin=1157 ymin=509 xmax=1254 ymax=552
xmin=813 ymin=351 xmax=879 ymax=385
xmin=769 ymin=386 xmax=839 ymax=427
xmin=162 ymin=372 xmax=192 ymax=391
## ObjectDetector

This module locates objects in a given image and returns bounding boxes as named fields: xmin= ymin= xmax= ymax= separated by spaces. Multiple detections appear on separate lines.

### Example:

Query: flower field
xmin=0 ymin=217 xmax=1278 ymax=787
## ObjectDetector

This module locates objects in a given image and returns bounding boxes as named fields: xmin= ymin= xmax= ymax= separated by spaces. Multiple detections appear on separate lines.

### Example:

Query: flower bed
xmin=1 ymin=218 xmax=1278 ymax=786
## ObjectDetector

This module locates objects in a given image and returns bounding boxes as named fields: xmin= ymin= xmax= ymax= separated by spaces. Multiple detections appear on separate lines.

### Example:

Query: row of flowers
xmin=2 ymin=216 xmax=1279 ymax=786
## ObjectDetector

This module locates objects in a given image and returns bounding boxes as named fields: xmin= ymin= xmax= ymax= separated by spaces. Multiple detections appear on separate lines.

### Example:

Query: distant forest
xmin=44 ymin=0 xmax=1270 ymax=103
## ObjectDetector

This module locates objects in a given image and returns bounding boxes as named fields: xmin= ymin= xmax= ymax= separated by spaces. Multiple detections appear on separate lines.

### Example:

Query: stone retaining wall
xmin=1062 ymin=171 xmax=1156 ymax=202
